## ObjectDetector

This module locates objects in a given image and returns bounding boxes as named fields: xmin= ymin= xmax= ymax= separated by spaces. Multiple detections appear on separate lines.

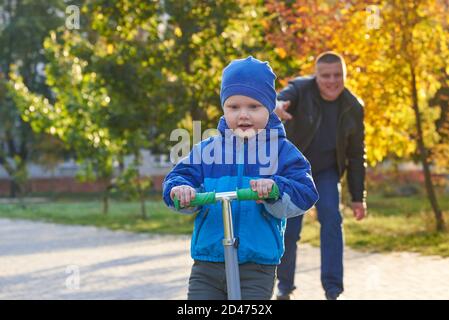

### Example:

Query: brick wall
xmin=0 ymin=175 xmax=166 ymax=196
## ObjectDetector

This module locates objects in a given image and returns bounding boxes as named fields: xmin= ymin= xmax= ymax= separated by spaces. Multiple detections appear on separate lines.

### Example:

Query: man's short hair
xmin=315 ymin=51 xmax=347 ymax=77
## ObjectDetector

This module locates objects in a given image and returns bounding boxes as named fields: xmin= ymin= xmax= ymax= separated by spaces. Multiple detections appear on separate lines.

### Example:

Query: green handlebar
xmin=237 ymin=184 xmax=280 ymax=201
xmin=173 ymin=191 xmax=216 ymax=210
xmin=174 ymin=184 xmax=280 ymax=210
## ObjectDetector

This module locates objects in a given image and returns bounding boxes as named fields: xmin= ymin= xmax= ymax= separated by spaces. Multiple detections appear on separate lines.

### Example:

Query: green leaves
xmin=265 ymin=0 xmax=449 ymax=168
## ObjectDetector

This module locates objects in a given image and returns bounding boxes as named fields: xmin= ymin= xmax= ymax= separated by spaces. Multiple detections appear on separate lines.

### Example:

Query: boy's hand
xmin=170 ymin=185 xmax=196 ymax=208
xmin=250 ymin=179 xmax=275 ymax=204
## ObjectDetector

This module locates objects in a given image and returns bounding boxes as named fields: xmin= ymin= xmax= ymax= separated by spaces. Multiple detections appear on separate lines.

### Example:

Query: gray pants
xmin=187 ymin=260 xmax=277 ymax=300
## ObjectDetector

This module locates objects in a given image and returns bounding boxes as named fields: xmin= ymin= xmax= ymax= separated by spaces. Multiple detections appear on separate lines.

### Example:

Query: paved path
xmin=1 ymin=218 xmax=448 ymax=300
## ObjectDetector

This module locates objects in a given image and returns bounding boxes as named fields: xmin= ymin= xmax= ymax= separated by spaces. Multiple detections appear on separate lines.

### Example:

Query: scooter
xmin=174 ymin=184 xmax=279 ymax=300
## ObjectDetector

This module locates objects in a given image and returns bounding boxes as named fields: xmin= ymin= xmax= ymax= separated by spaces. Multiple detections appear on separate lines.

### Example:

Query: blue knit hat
xmin=220 ymin=56 xmax=277 ymax=113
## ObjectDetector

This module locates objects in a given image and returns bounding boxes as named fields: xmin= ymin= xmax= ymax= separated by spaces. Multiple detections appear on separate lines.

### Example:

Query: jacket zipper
xmin=234 ymin=138 xmax=246 ymax=242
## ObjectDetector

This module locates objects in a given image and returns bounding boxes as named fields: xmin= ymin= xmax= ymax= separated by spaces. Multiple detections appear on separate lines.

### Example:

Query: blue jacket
xmin=163 ymin=113 xmax=318 ymax=265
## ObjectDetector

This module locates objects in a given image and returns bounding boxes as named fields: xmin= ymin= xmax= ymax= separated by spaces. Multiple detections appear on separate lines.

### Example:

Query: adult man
xmin=275 ymin=52 xmax=367 ymax=300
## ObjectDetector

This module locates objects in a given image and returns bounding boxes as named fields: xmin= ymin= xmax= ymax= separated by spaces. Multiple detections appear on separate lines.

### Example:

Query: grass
xmin=1 ymin=192 xmax=448 ymax=257
xmin=0 ymin=200 xmax=194 ymax=235
xmin=301 ymin=192 xmax=449 ymax=257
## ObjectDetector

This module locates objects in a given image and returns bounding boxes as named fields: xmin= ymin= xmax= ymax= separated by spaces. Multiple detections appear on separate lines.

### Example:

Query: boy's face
xmin=223 ymin=95 xmax=269 ymax=138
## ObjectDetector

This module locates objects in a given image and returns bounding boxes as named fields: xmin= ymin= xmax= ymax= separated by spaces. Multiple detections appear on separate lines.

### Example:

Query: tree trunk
xmin=102 ymin=186 xmax=110 ymax=215
xmin=134 ymin=152 xmax=147 ymax=219
xmin=3 ymin=0 xmax=29 ymax=200
xmin=9 ymin=180 xmax=17 ymax=198
xmin=139 ymin=183 xmax=147 ymax=220
xmin=410 ymin=65 xmax=445 ymax=232
xmin=0 ymin=158 xmax=17 ymax=198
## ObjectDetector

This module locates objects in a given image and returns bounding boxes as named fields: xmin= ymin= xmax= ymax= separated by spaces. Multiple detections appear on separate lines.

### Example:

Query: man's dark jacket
xmin=278 ymin=76 xmax=366 ymax=202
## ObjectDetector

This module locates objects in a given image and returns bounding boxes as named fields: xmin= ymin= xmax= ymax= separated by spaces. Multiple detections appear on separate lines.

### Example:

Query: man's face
xmin=315 ymin=62 xmax=345 ymax=101
xmin=223 ymin=95 xmax=269 ymax=138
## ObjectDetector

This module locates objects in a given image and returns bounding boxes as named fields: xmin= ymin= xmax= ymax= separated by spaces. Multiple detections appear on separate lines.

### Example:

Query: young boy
xmin=163 ymin=56 xmax=318 ymax=300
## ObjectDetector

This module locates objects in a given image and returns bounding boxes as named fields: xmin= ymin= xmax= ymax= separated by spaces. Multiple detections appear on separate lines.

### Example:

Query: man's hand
xmin=250 ymin=179 xmax=275 ymax=204
xmin=274 ymin=100 xmax=292 ymax=121
xmin=351 ymin=202 xmax=367 ymax=221
xmin=170 ymin=185 xmax=196 ymax=208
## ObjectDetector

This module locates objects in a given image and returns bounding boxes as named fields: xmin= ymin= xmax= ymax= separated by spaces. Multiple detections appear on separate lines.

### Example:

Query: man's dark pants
xmin=277 ymin=167 xmax=344 ymax=297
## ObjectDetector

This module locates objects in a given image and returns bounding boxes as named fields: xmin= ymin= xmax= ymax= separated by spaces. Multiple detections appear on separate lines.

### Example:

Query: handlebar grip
xmin=237 ymin=184 xmax=280 ymax=201
xmin=174 ymin=191 xmax=216 ymax=210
